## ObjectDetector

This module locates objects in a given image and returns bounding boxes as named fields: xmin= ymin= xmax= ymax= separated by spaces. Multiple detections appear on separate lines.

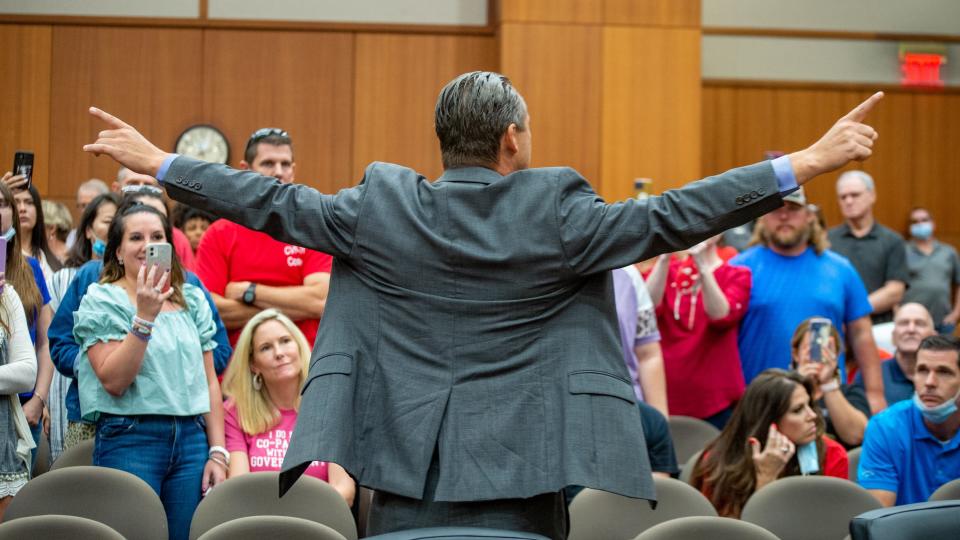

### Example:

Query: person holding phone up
xmin=690 ymin=369 xmax=849 ymax=518
xmin=72 ymin=201 xmax=225 ymax=540
xmin=790 ymin=317 xmax=870 ymax=447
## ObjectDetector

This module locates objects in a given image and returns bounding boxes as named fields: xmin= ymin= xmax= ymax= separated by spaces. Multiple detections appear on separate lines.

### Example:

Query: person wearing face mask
xmin=858 ymin=335 xmax=960 ymax=506
xmin=45 ymin=192 xmax=119 ymax=463
xmin=903 ymin=207 xmax=960 ymax=335
xmin=690 ymin=369 xmax=848 ymax=518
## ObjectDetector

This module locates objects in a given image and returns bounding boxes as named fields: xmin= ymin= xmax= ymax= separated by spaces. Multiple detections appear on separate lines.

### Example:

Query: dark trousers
xmin=368 ymin=449 xmax=568 ymax=539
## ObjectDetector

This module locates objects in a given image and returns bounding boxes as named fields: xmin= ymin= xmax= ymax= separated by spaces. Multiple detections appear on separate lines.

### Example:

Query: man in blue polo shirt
xmin=858 ymin=335 xmax=960 ymax=506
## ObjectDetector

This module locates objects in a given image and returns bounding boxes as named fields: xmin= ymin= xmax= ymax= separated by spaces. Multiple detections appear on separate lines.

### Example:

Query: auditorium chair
xmin=678 ymin=449 xmax=703 ymax=485
xmin=188 ymin=471 xmax=357 ymax=540
xmin=0 ymin=514 xmax=125 ymax=539
xmin=846 ymin=446 xmax=862 ymax=481
xmin=740 ymin=476 xmax=881 ymax=540
xmin=667 ymin=416 xmax=720 ymax=464
xmin=633 ymin=516 xmax=781 ymax=540
xmin=928 ymin=477 xmax=960 ymax=501
xmin=568 ymin=476 xmax=717 ymax=540
xmin=49 ymin=438 xmax=94 ymax=470
xmin=4 ymin=466 xmax=167 ymax=540
xmin=196 ymin=515 xmax=347 ymax=540
xmin=364 ymin=527 xmax=550 ymax=539
xmin=849 ymin=500 xmax=960 ymax=540
xmin=31 ymin=433 xmax=50 ymax=477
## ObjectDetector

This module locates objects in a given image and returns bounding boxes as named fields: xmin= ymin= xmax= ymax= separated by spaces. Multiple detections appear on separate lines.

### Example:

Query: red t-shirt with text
xmin=195 ymin=219 xmax=332 ymax=346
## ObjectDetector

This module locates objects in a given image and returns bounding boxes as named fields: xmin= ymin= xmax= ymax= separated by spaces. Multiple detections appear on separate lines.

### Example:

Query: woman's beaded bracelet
xmin=133 ymin=315 xmax=156 ymax=329
xmin=130 ymin=324 xmax=151 ymax=342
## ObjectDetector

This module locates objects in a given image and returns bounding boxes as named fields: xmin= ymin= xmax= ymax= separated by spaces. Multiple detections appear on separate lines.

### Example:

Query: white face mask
xmin=913 ymin=390 xmax=960 ymax=424
xmin=1 ymin=227 xmax=14 ymax=243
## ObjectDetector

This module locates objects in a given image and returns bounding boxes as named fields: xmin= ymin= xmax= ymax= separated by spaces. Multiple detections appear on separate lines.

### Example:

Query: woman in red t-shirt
xmin=220 ymin=309 xmax=355 ymax=505
xmin=690 ymin=369 xmax=848 ymax=518
xmin=644 ymin=235 xmax=751 ymax=429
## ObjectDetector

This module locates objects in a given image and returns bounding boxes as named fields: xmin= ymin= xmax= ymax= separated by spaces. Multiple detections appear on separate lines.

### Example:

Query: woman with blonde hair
xmin=222 ymin=309 xmax=355 ymax=505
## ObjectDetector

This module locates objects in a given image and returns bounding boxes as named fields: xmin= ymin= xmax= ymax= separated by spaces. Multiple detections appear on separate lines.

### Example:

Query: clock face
xmin=175 ymin=124 xmax=230 ymax=164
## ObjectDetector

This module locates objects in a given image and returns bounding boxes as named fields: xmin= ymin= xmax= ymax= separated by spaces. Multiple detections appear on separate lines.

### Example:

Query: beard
xmin=764 ymin=223 xmax=811 ymax=250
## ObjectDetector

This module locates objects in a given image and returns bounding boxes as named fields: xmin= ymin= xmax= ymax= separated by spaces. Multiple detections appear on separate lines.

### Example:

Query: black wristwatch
xmin=242 ymin=283 xmax=257 ymax=305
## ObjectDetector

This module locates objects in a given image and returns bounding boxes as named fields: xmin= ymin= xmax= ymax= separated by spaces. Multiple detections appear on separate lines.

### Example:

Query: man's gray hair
xmin=78 ymin=178 xmax=109 ymax=195
xmin=837 ymin=170 xmax=875 ymax=192
xmin=117 ymin=166 xmax=131 ymax=183
xmin=435 ymin=71 xmax=528 ymax=170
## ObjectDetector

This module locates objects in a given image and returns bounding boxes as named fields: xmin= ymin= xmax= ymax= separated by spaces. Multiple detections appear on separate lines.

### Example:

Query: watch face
xmin=175 ymin=124 xmax=230 ymax=164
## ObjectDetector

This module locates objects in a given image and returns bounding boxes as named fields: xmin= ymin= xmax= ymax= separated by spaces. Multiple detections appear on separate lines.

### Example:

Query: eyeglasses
xmin=910 ymin=216 xmax=932 ymax=224
xmin=247 ymin=128 xmax=288 ymax=145
xmin=121 ymin=185 xmax=163 ymax=196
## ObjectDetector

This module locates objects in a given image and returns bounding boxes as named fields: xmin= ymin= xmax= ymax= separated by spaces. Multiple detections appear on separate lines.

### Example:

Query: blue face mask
xmin=913 ymin=391 xmax=960 ymax=424
xmin=796 ymin=441 xmax=820 ymax=475
xmin=92 ymin=237 xmax=106 ymax=257
xmin=1 ymin=227 xmax=14 ymax=243
xmin=910 ymin=222 xmax=934 ymax=240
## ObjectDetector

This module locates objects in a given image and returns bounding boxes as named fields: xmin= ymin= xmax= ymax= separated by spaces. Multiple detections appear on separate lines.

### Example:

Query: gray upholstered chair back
xmin=188 ymin=471 xmax=357 ymax=540
xmin=678 ymin=449 xmax=703 ymax=485
xmin=364 ymin=527 xmax=551 ymax=539
xmin=196 ymin=515 xmax=347 ymax=540
xmin=633 ymin=516 xmax=781 ymax=540
xmin=4 ymin=465 xmax=167 ymax=540
xmin=568 ymin=476 xmax=718 ymax=540
xmin=741 ymin=476 xmax=881 ymax=540
xmin=849 ymin=500 xmax=960 ymax=540
xmin=49 ymin=438 xmax=94 ymax=470
xmin=928 ymin=477 xmax=960 ymax=501
xmin=667 ymin=416 xmax=720 ymax=464
xmin=0 ymin=514 xmax=125 ymax=539
xmin=846 ymin=446 xmax=862 ymax=481
xmin=31 ymin=432 xmax=50 ymax=477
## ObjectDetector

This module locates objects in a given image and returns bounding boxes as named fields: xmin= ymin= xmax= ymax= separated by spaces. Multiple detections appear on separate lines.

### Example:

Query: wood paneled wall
xmin=500 ymin=0 xmax=702 ymax=201
xmin=702 ymin=83 xmax=960 ymax=247
xmin=0 ymin=23 xmax=496 ymax=215
xmin=2 ymin=0 xmax=701 ymax=218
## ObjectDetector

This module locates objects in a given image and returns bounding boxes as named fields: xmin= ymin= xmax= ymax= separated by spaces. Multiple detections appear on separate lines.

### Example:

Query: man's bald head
xmin=893 ymin=302 xmax=936 ymax=355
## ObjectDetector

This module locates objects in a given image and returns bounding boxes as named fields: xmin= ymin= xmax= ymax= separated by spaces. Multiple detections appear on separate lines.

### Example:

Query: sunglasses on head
xmin=247 ymin=128 xmax=288 ymax=144
xmin=121 ymin=185 xmax=163 ymax=196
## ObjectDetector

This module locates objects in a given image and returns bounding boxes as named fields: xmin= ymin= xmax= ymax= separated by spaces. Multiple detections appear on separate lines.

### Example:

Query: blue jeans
xmin=94 ymin=415 xmax=208 ymax=540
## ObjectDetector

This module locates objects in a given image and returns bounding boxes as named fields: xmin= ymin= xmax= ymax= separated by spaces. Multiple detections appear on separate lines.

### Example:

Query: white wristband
xmin=820 ymin=380 xmax=840 ymax=393
xmin=209 ymin=445 xmax=230 ymax=465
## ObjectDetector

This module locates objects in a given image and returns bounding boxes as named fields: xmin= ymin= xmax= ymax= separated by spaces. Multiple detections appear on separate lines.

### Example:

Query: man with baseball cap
xmin=732 ymin=186 xmax=886 ymax=412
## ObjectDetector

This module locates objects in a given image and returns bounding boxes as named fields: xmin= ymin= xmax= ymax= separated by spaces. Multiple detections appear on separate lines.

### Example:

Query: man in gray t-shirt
xmin=903 ymin=207 xmax=960 ymax=334
xmin=828 ymin=170 xmax=908 ymax=324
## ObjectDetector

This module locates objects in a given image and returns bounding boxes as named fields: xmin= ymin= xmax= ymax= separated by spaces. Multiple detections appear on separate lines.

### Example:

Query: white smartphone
xmin=145 ymin=242 xmax=173 ymax=292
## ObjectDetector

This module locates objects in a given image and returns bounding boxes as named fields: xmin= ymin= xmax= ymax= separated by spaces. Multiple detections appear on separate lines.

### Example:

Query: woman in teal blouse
xmin=74 ymin=202 xmax=225 ymax=540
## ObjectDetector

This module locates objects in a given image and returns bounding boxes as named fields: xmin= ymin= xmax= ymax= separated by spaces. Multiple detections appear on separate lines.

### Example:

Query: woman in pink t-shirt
xmin=221 ymin=309 xmax=355 ymax=505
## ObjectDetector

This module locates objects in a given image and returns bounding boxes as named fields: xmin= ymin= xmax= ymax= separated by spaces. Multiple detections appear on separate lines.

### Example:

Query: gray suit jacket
xmin=164 ymin=158 xmax=782 ymax=502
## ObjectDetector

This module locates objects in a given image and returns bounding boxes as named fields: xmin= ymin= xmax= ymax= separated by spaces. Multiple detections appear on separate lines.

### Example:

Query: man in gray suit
xmin=85 ymin=72 xmax=882 ymax=538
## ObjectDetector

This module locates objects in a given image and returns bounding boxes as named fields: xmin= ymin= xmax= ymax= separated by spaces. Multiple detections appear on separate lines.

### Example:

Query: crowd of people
xmin=0 ymin=77 xmax=957 ymax=539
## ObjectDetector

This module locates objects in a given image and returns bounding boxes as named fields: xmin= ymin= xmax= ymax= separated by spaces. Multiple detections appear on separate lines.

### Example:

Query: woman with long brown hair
xmin=0 ymin=181 xmax=53 ymax=469
xmin=690 ymin=369 xmax=849 ymax=518
xmin=73 ymin=201 xmax=225 ymax=539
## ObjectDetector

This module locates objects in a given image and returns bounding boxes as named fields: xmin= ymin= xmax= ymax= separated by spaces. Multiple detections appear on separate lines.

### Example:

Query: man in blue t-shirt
xmin=854 ymin=302 xmax=936 ymax=406
xmin=731 ymin=187 xmax=885 ymax=413
xmin=858 ymin=335 xmax=960 ymax=506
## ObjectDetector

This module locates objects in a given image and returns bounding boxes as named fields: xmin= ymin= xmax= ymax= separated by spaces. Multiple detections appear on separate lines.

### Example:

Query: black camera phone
xmin=12 ymin=151 xmax=34 ymax=190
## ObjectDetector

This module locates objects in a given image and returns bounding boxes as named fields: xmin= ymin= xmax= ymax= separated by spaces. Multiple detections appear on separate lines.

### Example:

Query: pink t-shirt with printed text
xmin=224 ymin=401 xmax=328 ymax=481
